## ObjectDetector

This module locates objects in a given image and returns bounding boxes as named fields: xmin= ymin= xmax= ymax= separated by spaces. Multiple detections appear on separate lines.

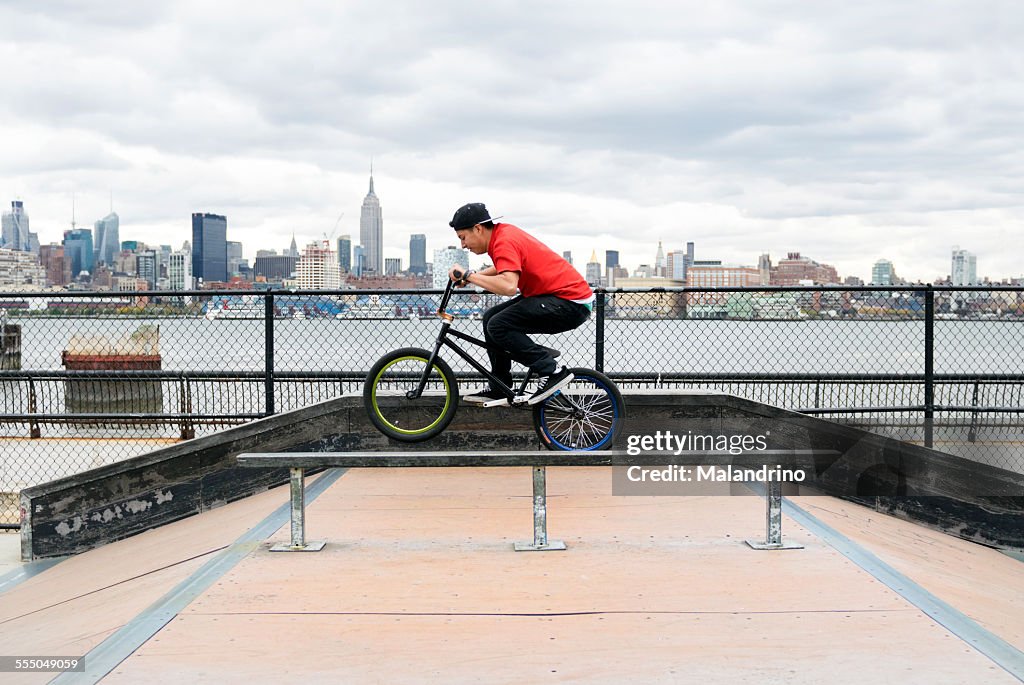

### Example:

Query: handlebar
xmin=437 ymin=272 xmax=459 ymax=320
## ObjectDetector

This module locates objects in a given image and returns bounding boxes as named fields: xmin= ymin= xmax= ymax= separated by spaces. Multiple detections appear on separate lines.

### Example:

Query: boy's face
xmin=455 ymin=225 xmax=489 ymax=254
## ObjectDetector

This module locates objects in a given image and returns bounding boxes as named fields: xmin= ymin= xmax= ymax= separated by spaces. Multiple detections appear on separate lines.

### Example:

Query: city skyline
xmin=0 ymin=192 xmax=1008 ymax=287
xmin=1 ymin=4 xmax=1022 ymax=284
xmin=0 ymin=194 xmax=1011 ymax=286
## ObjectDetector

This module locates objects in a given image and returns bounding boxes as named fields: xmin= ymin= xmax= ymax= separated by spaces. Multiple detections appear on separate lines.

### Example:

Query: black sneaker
xmin=463 ymin=388 xmax=509 ymax=407
xmin=528 ymin=367 xmax=574 ymax=405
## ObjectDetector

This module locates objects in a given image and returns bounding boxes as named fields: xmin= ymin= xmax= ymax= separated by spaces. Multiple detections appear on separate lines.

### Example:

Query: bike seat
xmin=540 ymin=346 xmax=561 ymax=359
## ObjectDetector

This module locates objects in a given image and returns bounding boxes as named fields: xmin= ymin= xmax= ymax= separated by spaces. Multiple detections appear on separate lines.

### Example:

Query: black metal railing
xmin=1 ymin=284 xmax=1022 ymax=527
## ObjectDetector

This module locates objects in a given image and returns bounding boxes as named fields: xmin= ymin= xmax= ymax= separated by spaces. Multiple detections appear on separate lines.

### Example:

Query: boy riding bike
xmin=447 ymin=202 xmax=595 ymax=406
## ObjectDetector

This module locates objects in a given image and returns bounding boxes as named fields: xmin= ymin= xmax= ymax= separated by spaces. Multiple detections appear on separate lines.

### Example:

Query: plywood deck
xmin=1 ymin=468 xmax=1021 ymax=684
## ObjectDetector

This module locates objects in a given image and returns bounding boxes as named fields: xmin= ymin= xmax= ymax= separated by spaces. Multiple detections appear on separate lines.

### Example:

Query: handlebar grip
xmin=451 ymin=268 xmax=464 ymax=281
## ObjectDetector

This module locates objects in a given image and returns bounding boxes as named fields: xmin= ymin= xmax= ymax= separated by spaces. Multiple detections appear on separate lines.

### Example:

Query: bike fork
xmin=409 ymin=324 xmax=450 ymax=399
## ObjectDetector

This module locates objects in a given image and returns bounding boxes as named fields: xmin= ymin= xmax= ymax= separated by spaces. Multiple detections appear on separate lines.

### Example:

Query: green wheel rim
xmin=371 ymin=355 xmax=452 ymax=435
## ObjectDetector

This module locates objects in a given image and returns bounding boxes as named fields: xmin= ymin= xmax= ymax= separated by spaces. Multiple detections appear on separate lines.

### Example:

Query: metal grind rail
xmin=236 ymin=449 xmax=830 ymax=553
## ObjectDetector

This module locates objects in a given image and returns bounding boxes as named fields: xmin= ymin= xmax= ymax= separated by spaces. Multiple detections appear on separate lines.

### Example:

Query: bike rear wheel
xmin=364 ymin=347 xmax=459 ymax=442
xmin=533 ymin=367 xmax=624 ymax=451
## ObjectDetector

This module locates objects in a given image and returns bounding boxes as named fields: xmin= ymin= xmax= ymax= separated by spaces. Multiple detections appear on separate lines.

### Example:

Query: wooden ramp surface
xmin=0 ymin=468 xmax=1021 ymax=684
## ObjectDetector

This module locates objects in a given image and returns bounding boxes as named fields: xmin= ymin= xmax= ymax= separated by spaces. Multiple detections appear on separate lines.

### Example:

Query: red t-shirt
xmin=488 ymin=223 xmax=593 ymax=301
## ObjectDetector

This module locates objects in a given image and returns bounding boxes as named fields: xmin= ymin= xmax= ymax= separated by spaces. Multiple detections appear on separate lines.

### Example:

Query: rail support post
xmin=270 ymin=467 xmax=326 ymax=552
xmin=746 ymin=477 xmax=803 ymax=550
xmin=514 ymin=466 xmax=566 ymax=551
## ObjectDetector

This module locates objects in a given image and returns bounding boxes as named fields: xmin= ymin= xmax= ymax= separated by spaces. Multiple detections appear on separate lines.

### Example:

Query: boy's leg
xmin=481 ymin=297 xmax=520 ymax=391
xmin=485 ymin=296 xmax=590 ymax=376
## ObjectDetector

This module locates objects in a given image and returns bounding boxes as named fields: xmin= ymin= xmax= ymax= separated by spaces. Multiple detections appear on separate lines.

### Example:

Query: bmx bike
xmin=363 ymin=273 xmax=625 ymax=450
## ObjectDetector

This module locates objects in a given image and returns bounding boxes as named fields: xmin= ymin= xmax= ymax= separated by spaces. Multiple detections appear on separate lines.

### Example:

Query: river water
xmin=8 ymin=316 xmax=1024 ymax=376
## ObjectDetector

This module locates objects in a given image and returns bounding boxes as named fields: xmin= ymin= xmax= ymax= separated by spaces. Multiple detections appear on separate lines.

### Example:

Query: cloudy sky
xmin=2 ymin=0 xmax=1022 ymax=282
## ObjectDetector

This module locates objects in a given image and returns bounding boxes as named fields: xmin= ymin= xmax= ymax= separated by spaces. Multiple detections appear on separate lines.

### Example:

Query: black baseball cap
xmin=449 ymin=202 xmax=502 ymax=230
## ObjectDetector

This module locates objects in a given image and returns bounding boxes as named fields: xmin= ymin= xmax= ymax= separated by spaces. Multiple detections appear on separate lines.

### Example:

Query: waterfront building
xmin=772 ymin=252 xmax=839 ymax=285
xmin=432 ymin=246 xmax=469 ymax=289
xmin=951 ymin=247 xmax=977 ymax=286
xmin=607 ymin=265 xmax=629 ymax=287
xmin=586 ymin=250 xmax=602 ymax=286
xmin=686 ymin=263 xmax=761 ymax=288
xmin=1 ymin=200 xmax=30 ymax=252
xmin=385 ymin=257 xmax=402 ymax=276
xmin=667 ymin=249 xmax=693 ymax=282
xmin=191 ymin=213 xmax=228 ymax=284
xmin=168 ymin=248 xmax=194 ymax=293
xmin=38 ymin=244 xmax=67 ymax=286
xmin=63 ymin=228 xmax=94 ymax=279
xmin=227 ymin=241 xmax=244 ymax=276
xmin=605 ymin=249 xmax=619 ymax=272
xmin=686 ymin=262 xmax=761 ymax=310
xmin=136 ymin=250 xmax=158 ymax=289
xmin=254 ymin=255 xmax=297 ymax=282
xmin=610 ymin=276 xmax=686 ymax=318
xmin=0 ymin=248 xmax=46 ymax=287
xmin=297 ymin=240 xmax=341 ymax=290
xmin=94 ymin=212 xmax=120 ymax=266
xmin=871 ymin=259 xmax=897 ymax=286
xmin=337 ymin=235 xmax=352 ymax=272
xmin=353 ymin=245 xmax=366 ymax=278
xmin=359 ymin=172 xmax=383 ymax=275
xmin=409 ymin=234 xmax=427 ymax=275
xmin=757 ymin=254 xmax=772 ymax=286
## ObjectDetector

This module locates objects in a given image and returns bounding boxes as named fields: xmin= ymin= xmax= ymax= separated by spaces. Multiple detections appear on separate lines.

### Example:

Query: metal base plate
xmin=270 ymin=541 xmax=327 ymax=552
xmin=514 ymin=540 xmax=567 ymax=552
xmin=745 ymin=539 xmax=804 ymax=550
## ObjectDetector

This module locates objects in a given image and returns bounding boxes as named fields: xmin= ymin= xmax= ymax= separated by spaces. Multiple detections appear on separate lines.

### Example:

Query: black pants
xmin=481 ymin=295 xmax=591 ymax=389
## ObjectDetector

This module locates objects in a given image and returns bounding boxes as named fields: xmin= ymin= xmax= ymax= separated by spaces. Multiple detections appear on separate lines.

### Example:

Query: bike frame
xmin=409 ymin=280 xmax=534 ymax=401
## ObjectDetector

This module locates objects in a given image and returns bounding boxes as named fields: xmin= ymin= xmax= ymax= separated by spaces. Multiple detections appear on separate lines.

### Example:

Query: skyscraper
xmin=63 ymin=228 xmax=95 ymax=278
xmin=432 ymin=246 xmax=469 ymax=289
xmin=169 ymin=247 xmax=194 ymax=293
xmin=359 ymin=171 xmax=383 ymax=275
xmin=337 ymin=235 xmax=352 ymax=272
xmin=951 ymin=247 xmax=977 ymax=286
xmin=1 ymin=200 xmax=30 ymax=252
xmin=94 ymin=212 xmax=120 ymax=266
xmin=586 ymin=250 xmax=602 ymax=286
xmin=872 ymin=259 xmax=897 ymax=286
xmin=191 ymin=213 xmax=228 ymax=284
xmin=227 ymin=240 xmax=244 ymax=276
xmin=136 ymin=250 xmax=158 ymax=288
xmin=409 ymin=234 xmax=427 ymax=275
xmin=353 ymin=245 xmax=365 ymax=278
xmin=297 ymin=240 xmax=341 ymax=290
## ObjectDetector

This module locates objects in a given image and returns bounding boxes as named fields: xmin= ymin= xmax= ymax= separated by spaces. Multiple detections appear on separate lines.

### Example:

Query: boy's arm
xmin=467 ymin=269 xmax=519 ymax=297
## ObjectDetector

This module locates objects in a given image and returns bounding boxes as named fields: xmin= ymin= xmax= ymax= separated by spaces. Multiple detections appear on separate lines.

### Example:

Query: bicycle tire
xmin=364 ymin=347 xmax=459 ymax=442
xmin=533 ymin=367 xmax=625 ymax=451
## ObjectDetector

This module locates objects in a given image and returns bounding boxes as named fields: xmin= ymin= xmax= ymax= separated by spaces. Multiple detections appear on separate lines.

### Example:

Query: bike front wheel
xmin=364 ymin=347 xmax=459 ymax=442
xmin=533 ymin=367 xmax=624 ymax=451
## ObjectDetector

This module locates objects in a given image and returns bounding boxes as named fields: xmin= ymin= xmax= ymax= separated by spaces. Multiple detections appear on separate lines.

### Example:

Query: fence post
xmin=265 ymin=292 xmax=275 ymax=416
xmin=595 ymin=290 xmax=606 ymax=373
xmin=924 ymin=287 xmax=934 ymax=448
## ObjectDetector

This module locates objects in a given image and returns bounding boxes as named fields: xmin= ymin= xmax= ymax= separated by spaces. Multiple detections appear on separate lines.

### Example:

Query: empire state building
xmin=359 ymin=172 xmax=383 ymax=275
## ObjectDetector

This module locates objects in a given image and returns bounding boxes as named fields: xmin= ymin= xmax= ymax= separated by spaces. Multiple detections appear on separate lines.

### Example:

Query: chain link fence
xmin=2 ymin=285 xmax=1022 ymax=526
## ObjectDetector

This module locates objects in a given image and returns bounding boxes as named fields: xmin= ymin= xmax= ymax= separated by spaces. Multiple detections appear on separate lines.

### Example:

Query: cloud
xmin=0 ymin=1 xmax=1021 ymax=283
